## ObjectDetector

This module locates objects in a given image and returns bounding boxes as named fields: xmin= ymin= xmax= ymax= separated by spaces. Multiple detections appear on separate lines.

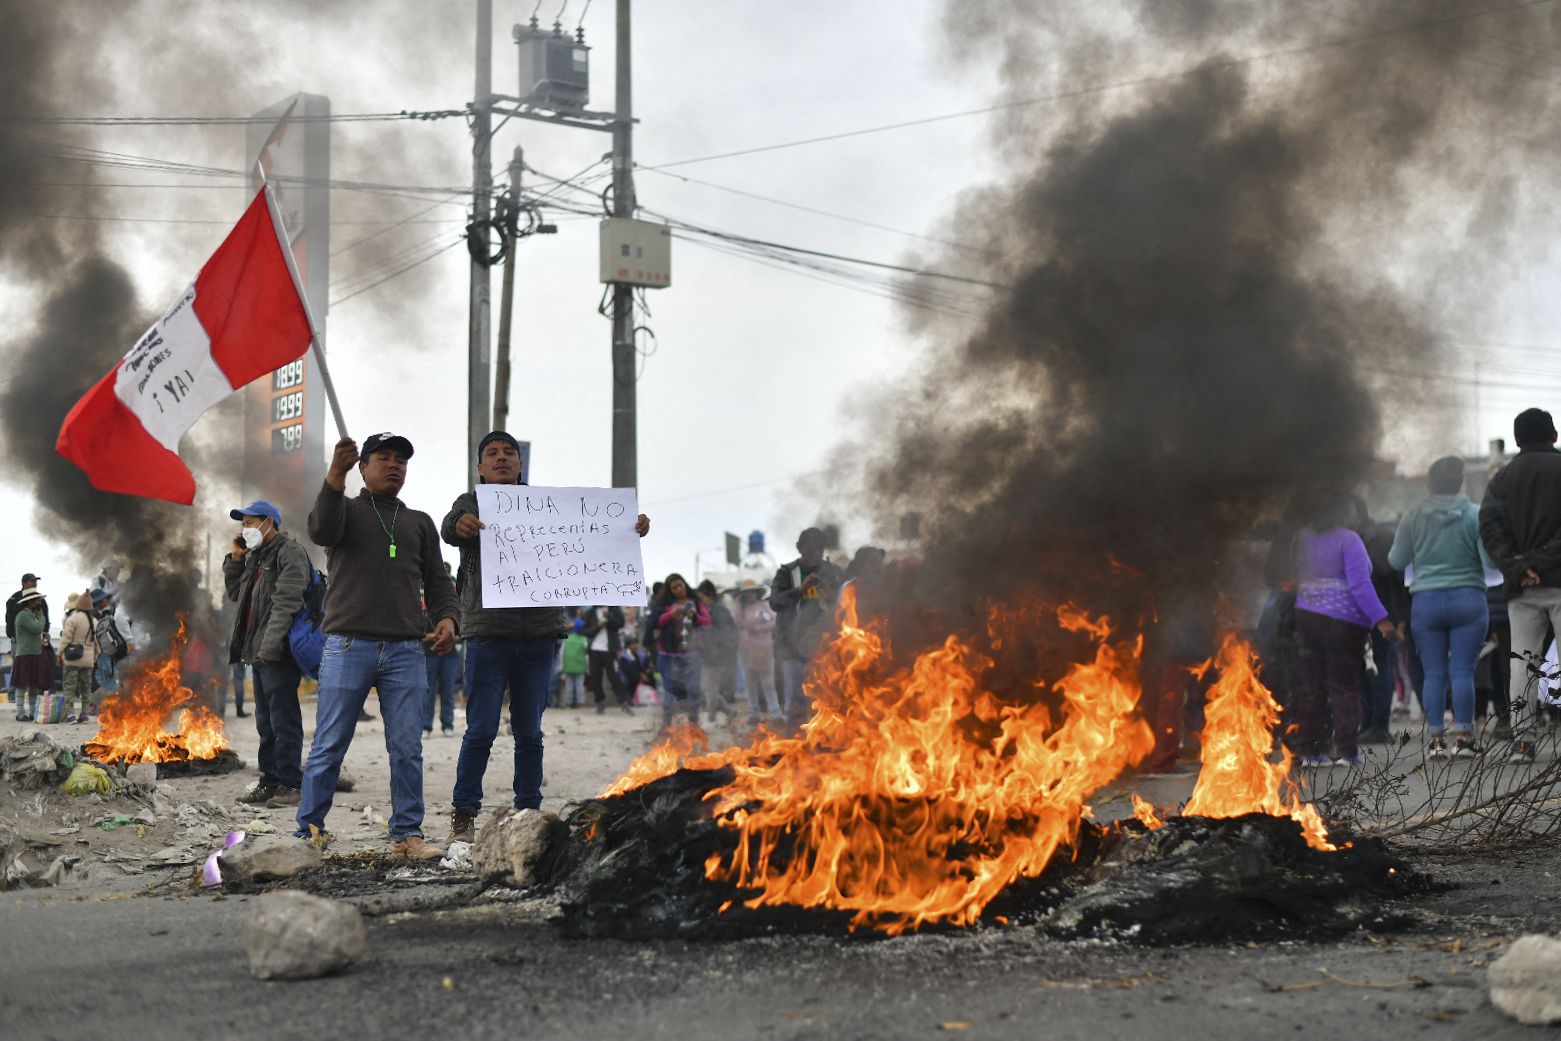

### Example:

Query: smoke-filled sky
xmin=2 ymin=0 xmax=1560 ymax=633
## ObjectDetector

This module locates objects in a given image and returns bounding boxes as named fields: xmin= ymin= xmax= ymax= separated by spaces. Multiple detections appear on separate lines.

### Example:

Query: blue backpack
xmin=286 ymin=556 xmax=328 ymax=679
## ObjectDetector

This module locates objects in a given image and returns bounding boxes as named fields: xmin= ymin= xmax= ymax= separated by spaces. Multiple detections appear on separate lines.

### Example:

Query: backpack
xmin=286 ymin=556 xmax=328 ymax=679
xmin=94 ymin=614 xmax=129 ymax=664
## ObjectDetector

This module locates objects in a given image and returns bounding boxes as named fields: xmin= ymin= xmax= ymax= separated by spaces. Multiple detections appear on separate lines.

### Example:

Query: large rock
xmin=244 ymin=891 xmax=366 ymax=980
xmin=472 ymin=808 xmax=565 ymax=888
xmin=219 ymin=835 xmax=322 ymax=882
xmin=1490 ymin=934 xmax=1561 ymax=1025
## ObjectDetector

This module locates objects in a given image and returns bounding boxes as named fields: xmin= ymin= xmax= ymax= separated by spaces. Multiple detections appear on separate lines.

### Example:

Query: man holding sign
xmin=441 ymin=431 xmax=650 ymax=843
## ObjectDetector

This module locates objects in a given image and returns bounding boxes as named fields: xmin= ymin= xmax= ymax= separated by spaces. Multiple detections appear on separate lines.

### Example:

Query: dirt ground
xmin=3 ymin=698 xmax=1560 ymax=1040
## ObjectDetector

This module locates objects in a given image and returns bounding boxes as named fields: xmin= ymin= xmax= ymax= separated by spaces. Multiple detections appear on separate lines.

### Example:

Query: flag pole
xmin=256 ymin=164 xmax=347 ymax=440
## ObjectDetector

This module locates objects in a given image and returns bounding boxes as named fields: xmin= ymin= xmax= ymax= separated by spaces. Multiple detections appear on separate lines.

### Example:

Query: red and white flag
xmin=56 ymin=188 xmax=312 ymax=504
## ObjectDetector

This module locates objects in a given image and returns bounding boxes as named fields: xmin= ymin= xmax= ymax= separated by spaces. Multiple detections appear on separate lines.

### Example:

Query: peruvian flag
xmin=56 ymin=188 xmax=312 ymax=504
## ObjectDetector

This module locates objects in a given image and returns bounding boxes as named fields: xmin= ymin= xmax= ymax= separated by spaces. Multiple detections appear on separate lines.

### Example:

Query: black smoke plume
xmin=854 ymin=0 xmax=1561 ymax=664
xmin=0 ymin=2 xmax=467 ymax=639
xmin=0 ymin=0 xmax=207 ymax=635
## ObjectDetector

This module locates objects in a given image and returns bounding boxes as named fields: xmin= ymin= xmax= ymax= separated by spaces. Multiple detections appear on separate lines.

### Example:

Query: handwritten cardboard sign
xmin=475 ymin=485 xmax=646 ymax=608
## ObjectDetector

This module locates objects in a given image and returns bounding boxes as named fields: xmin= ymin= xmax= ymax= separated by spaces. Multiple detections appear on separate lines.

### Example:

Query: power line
xmin=638 ymin=166 xmax=1001 ymax=259
xmin=639 ymin=0 xmax=1561 ymax=170
xmin=4 ymin=109 xmax=464 ymax=127
xmin=330 ymin=236 xmax=465 ymax=307
xmin=0 ymin=210 xmax=458 ymax=227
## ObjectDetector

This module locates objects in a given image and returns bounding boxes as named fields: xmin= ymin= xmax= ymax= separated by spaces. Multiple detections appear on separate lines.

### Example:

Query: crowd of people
xmin=1229 ymin=406 xmax=1561 ymax=770
xmin=11 ymin=406 xmax=1561 ymax=860
xmin=5 ymin=565 xmax=135 ymax=724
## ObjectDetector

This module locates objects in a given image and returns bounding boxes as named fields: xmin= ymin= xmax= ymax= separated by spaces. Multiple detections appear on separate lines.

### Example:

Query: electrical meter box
xmin=599 ymin=218 xmax=672 ymax=288
xmin=514 ymin=21 xmax=589 ymax=111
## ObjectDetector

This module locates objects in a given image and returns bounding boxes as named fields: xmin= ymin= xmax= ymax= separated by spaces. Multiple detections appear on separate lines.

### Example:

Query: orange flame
xmin=83 ymin=614 xmax=229 ymax=765
xmin=599 ymin=719 xmax=724 ymax=798
xmin=1182 ymin=633 xmax=1334 ymax=850
xmin=598 ymin=594 xmax=1336 ymax=933
xmin=690 ymin=592 xmax=1154 ymax=935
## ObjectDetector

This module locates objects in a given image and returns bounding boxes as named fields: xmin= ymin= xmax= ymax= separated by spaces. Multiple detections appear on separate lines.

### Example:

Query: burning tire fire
xmin=82 ymin=616 xmax=234 ymax=772
xmin=554 ymin=591 xmax=1411 ymax=941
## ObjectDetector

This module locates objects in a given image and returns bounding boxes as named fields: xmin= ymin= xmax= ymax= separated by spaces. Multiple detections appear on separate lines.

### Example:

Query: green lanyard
xmin=369 ymin=494 xmax=402 ymax=559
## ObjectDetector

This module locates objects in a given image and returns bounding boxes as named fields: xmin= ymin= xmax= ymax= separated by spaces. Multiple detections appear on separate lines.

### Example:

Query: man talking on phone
xmin=223 ymin=500 xmax=311 ymax=808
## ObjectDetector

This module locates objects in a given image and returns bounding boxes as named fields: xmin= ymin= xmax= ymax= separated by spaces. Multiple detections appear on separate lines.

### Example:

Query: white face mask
xmin=241 ymin=526 xmax=265 ymax=550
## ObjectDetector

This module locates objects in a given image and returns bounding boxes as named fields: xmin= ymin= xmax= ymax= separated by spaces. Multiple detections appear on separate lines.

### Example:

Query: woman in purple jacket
xmin=1293 ymin=497 xmax=1401 ymax=767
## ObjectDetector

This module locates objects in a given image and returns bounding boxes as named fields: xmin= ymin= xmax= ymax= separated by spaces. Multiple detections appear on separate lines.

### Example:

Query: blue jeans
xmin=454 ymin=636 xmax=557 ymax=814
xmin=1361 ymin=630 xmax=1396 ymax=733
xmin=424 ymin=651 xmax=458 ymax=731
xmin=229 ymin=663 xmax=247 ymax=713
xmin=253 ymin=657 xmax=303 ymax=789
xmin=657 ymin=652 xmax=703 ymax=725
xmin=1410 ymin=587 xmax=1489 ymax=737
xmin=296 ymin=636 xmax=428 ymax=841
xmin=94 ymin=656 xmax=118 ymax=693
xmin=781 ymin=657 xmax=809 ymax=732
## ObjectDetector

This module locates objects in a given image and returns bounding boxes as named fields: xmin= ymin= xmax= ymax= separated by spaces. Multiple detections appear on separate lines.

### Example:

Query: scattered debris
xmin=61 ymin=763 xmax=113 ymax=796
xmin=440 ymin=840 xmax=473 ymax=872
xmin=1489 ymin=935 xmax=1561 ymax=1026
xmin=2 ymin=730 xmax=76 ymax=789
xmin=244 ymin=890 xmax=366 ymax=980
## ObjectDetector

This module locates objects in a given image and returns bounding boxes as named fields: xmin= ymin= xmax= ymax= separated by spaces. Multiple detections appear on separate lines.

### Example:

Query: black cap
xmin=361 ymin=431 xmax=415 ymax=460
xmin=21 ymin=572 xmax=40 ymax=583
xmin=477 ymin=430 xmax=522 ymax=463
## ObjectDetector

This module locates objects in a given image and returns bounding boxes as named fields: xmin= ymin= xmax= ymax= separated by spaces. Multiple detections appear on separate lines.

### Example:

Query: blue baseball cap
xmin=229 ymin=500 xmax=283 ymax=526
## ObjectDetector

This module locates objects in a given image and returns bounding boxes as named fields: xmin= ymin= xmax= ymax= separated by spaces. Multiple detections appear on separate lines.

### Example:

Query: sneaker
xmin=1452 ymin=737 xmax=1483 ymax=759
xmin=449 ymin=809 xmax=477 ymax=844
xmin=265 ymin=787 xmax=301 ymax=808
xmin=1426 ymin=738 xmax=1448 ymax=760
xmin=596 ymin=703 xmax=606 ymax=715
xmin=1511 ymin=740 xmax=1537 ymax=764
xmin=423 ymin=727 xmax=433 ymax=737
xmin=1333 ymin=754 xmax=1364 ymax=768
xmin=1299 ymin=755 xmax=1332 ymax=768
xmin=392 ymin=835 xmax=445 ymax=861
xmin=442 ymin=725 xmax=455 ymax=736
xmin=620 ymin=703 xmax=633 ymax=715
xmin=235 ymin=709 xmax=250 ymax=718
xmin=1493 ymin=721 xmax=1513 ymax=741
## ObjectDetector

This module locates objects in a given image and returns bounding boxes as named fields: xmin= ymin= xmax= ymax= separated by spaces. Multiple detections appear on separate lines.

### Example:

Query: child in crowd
xmin=560 ymin=628 xmax=588 ymax=708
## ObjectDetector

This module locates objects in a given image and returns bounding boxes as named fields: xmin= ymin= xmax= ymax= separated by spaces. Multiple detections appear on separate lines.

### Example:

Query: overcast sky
xmin=3 ymin=0 xmax=1558 ymax=623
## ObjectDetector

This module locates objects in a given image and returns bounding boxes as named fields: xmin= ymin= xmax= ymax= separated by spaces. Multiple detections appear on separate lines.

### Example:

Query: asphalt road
xmin=3 ymin=845 xmax=1557 ymax=1041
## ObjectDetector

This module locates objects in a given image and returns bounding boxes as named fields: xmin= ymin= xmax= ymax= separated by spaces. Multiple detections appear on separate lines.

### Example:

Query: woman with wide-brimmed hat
xmin=11 ymin=589 xmax=55 ymax=721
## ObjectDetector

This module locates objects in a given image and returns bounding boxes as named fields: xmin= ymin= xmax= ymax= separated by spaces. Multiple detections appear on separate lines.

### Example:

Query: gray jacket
xmin=441 ymin=490 xmax=569 ymax=641
xmin=223 ymin=532 xmax=311 ymax=665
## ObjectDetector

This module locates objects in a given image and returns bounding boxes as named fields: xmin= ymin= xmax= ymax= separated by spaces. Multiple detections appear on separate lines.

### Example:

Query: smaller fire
xmin=1173 ymin=634 xmax=1334 ymax=850
xmin=600 ymin=720 xmax=723 ymax=798
xmin=84 ymin=615 xmax=229 ymax=765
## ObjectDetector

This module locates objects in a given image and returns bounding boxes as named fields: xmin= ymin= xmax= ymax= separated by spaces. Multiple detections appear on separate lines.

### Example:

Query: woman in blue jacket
xmin=1388 ymin=456 xmax=1496 ymax=758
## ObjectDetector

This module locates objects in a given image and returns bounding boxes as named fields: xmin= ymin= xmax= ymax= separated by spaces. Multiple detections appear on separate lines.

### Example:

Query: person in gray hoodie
xmin=1389 ymin=456 xmax=1495 ymax=758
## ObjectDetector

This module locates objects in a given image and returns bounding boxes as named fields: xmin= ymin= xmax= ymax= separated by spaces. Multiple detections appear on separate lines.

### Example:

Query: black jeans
xmin=253 ymin=657 xmax=304 ymax=789
xmin=588 ymin=649 xmax=627 ymax=706
xmin=1295 ymin=610 xmax=1368 ymax=759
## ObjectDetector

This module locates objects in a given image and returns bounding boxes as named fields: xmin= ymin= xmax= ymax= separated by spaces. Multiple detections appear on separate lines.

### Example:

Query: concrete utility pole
xmin=493 ymin=146 xmax=522 ymax=433
xmin=610 ymin=0 xmax=637 ymax=490
xmin=468 ymin=0 xmax=494 ymax=489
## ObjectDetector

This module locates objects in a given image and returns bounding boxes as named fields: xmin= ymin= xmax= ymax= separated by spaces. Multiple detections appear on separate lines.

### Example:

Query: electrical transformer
xmin=513 ymin=19 xmax=589 ymax=111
